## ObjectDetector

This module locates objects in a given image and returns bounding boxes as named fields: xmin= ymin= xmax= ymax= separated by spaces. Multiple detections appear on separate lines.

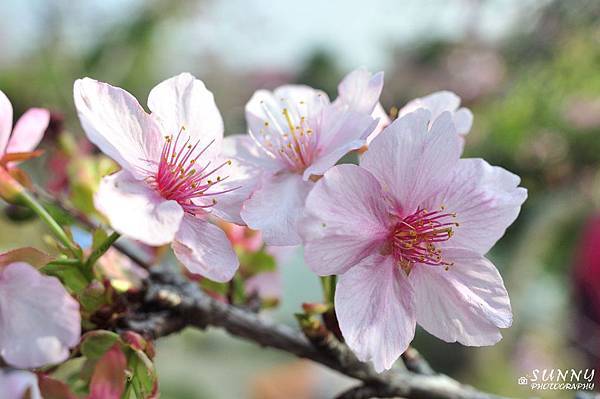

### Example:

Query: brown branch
xmin=119 ymin=266 xmax=508 ymax=399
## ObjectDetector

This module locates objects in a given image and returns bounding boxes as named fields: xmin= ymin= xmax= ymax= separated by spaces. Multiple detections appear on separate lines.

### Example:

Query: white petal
xmin=426 ymin=158 xmax=527 ymax=254
xmin=0 ymin=370 xmax=42 ymax=399
xmin=336 ymin=255 xmax=416 ymax=372
xmin=95 ymin=170 xmax=184 ymax=246
xmin=0 ymin=89 xmax=13 ymax=155
xmin=0 ymin=263 xmax=80 ymax=368
xmin=221 ymin=134 xmax=280 ymax=172
xmin=6 ymin=108 xmax=50 ymax=154
xmin=361 ymin=110 xmax=461 ymax=214
xmin=301 ymin=164 xmax=391 ymax=276
xmin=147 ymin=73 xmax=224 ymax=160
xmin=302 ymin=107 xmax=376 ymax=180
xmin=73 ymin=78 xmax=163 ymax=178
xmin=411 ymin=248 xmax=512 ymax=346
xmin=241 ymin=173 xmax=313 ymax=246
xmin=454 ymin=108 xmax=473 ymax=135
xmin=335 ymin=68 xmax=384 ymax=114
xmin=172 ymin=215 xmax=239 ymax=282
xmin=209 ymin=135 xmax=263 ymax=224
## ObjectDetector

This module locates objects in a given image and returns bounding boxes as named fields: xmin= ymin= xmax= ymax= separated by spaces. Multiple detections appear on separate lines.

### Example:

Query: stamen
xmin=146 ymin=129 xmax=238 ymax=216
xmin=251 ymin=96 xmax=320 ymax=173
xmin=390 ymin=206 xmax=458 ymax=272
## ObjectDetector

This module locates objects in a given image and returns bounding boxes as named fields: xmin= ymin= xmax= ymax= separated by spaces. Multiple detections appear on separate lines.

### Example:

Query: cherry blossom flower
xmin=0 ymin=250 xmax=80 ymax=368
xmin=74 ymin=73 xmax=256 ymax=282
xmin=301 ymin=109 xmax=526 ymax=372
xmin=0 ymin=369 xmax=42 ymax=399
xmin=245 ymin=271 xmax=281 ymax=302
xmin=0 ymin=89 xmax=50 ymax=166
xmin=229 ymin=69 xmax=382 ymax=245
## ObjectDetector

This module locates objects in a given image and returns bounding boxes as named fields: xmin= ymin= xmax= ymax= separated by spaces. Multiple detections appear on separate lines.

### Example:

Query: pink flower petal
xmin=6 ymin=108 xmax=50 ymax=154
xmin=245 ymin=271 xmax=281 ymax=300
xmin=366 ymin=102 xmax=391 ymax=145
xmin=221 ymin=134 xmax=280 ymax=172
xmin=454 ymin=107 xmax=474 ymax=135
xmin=426 ymin=158 xmax=527 ymax=255
xmin=335 ymin=68 xmax=384 ymax=114
xmin=336 ymin=255 xmax=416 ymax=373
xmin=0 ymin=89 xmax=13 ymax=155
xmin=301 ymin=164 xmax=391 ymax=275
xmin=147 ymin=73 xmax=223 ymax=160
xmin=172 ymin=214 xmax=239 ymax=282
xmin=241 ymin=173 xmax=313 ymax=246
xmin=94 ymin=171 xmax=184 ymax=246
xmin=0 ymin=369 xmax=41 ymax=399
xmin=0 ymin=262 xmax=80 ymax=368
xmin=411 ymin=248 xmax=512 ymax=346
xmin=208 ymin=136 xmax=262 ymax=224
xmin=360 ymin=109 xmax=461 ymax=214
xmin=73 ymin=78 xmax=163 ymax=179
xmin=302 ymin=108 xmax=376 ymax=180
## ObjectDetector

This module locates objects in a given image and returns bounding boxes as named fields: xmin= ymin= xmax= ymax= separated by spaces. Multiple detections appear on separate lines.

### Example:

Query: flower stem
xmin=47 ymin=258 xmax=82 ymax=267
xmin=17 ymin=190 xmax=81 ymax=258
xmin=85 ymin=231 xmax=121 ymax=271
xmin=320 ymin=275 xmax=337 ymax=306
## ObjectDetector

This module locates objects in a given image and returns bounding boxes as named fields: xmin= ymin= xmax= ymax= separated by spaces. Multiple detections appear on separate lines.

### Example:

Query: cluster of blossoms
xmin=0 ymin=67 xmax=526 ymax=392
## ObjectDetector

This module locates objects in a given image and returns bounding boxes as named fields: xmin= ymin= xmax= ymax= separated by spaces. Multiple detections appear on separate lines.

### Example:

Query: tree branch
xmin=119 ymin=266 xmax=508 ymax=399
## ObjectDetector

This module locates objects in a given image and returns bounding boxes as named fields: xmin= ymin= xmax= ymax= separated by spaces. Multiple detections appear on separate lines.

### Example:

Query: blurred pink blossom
xmin=0 ymin=259 xmax=80 ymax=368
xmin=0 ymin=89 xmax=49 ymax=167
xmin=0 ymin=369 xmax=41 ymax=399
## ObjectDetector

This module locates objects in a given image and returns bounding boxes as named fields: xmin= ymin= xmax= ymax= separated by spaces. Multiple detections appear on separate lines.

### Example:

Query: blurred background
xmin=2 ymin=0 xmax=600 ymax=397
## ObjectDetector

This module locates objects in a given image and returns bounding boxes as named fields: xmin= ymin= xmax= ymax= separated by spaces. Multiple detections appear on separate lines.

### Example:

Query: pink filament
xmin=390 ymin=207 xmax=458 ymax=271
xmin=147 ymin=130 xmax=237 ymax=216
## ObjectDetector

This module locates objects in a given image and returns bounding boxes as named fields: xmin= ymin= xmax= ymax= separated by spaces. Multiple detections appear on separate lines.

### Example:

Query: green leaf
xmin=81 ymin=330 xmax=120 ymax=360
xmin=239 ymin=250 xmax=276 ymax=275
xmin=92 ymin=229 xmax=109 ymax=252
xmin=200 ymin=278 xmax=228 ymax=296
xmin=125 ymin=348 xmax=157 ymax=398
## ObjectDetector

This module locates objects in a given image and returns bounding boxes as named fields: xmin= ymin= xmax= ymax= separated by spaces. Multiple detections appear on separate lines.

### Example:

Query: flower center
xmin=390 ymin=206 xmax=459 ymax=274
xmin=147 ymin=128 xmax=236 ymax=216
xmin=253 ymin=99 xmax=321 ymax=173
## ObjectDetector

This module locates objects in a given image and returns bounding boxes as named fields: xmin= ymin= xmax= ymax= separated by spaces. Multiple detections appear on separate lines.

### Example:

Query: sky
xmin=1 ymin=0 xmax=548 ymax=72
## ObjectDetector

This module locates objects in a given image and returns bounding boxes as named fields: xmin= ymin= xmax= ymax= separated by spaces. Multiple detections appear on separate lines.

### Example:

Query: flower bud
xmin=0 ymin=167 xmax=24 ymax=204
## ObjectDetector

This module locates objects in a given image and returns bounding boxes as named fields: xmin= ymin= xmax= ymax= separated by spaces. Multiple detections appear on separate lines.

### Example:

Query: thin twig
xmin=119 ymin=266 xmax=508 ymax=399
